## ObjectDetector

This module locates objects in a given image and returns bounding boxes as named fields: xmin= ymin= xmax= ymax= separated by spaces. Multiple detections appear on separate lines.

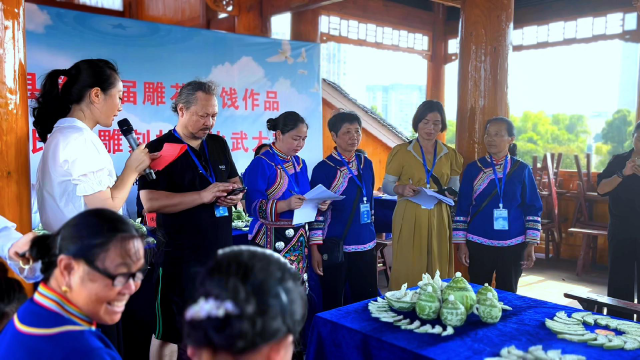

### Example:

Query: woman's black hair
xmin=253 ymin=143 xmax=271 ymax=158
xmin=28 ymin=209 xmax=143 ymax=282
xmin=184 ymin=245 xmax=307 ymax=355
xmin=0 ymin=263 xmax=27 ymax=333
xmin=485 ymin=116 xmax=518 ymax=157
xmin=32 ymin=59 xmax=120 ymax=143
xmin=633 ymin=121 xmax=640 ymax=136
xmin=327 ymin=111 xmax=362 ymax=135
xmin=412 ymin=100 xmax=447 ymax=133
xmin=266 ymin=111 xmax=308 ymax=135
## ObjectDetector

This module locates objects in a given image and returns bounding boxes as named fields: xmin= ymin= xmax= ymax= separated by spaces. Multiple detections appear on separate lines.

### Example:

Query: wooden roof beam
xmin=322 ymin=0 xmax=435 ymax=33
xmin=431 ymin=0 xmax=461 ymax=8
xmin=264 ymin=0 xmax=344 ymax=17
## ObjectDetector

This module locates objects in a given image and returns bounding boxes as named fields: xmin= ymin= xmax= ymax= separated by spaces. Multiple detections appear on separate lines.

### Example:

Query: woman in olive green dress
xmin=382 ymin=100 xmax=463 ymax=290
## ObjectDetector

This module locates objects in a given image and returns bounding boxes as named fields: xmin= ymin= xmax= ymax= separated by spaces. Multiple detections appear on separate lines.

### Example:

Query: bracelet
xmin=616 ymin=171 xmax=625 ymax=179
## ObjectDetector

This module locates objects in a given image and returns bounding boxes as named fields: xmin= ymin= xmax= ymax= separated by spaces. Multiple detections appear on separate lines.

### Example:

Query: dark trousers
xmin=467 ymin=240 xmax=527 ymax=293
xmin=321 ymin=248 xmax=378 ymax=311
xmin=607 ymin=225 xmax=640 ymax=320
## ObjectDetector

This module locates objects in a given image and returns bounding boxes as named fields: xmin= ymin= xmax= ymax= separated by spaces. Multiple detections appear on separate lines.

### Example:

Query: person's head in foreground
xmin=28 ymin=208 xmax=146 ymax=325
xmin=184 ymin=245 xmax=308 ymax=360
xmin=0 ymin=263 xmax=27 ymax=333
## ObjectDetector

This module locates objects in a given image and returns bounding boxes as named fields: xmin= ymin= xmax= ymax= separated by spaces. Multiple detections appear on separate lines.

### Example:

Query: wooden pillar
xmin=236 ymin=0 xmax=270 ymax=37
xmin=291 ymin=8 xmax=320 ymax=42
xmin=455 ymin=0 xmax=513 ymax=164
xmin=0 ymin=0 xmax=32 ymax=290
xmin=427 ymin=3 xmax=447 ymax=143
xmin=454 ymin=0 xmax=513 ymax=278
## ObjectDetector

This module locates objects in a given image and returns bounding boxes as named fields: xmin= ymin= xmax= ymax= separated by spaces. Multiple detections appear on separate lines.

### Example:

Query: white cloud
xmin=207 ymin=56 xmax=271 ymax=90
xmin=272 ymin=77 xmax=313 ymax=115
xmin=25 ymin=4 xmax=52 ymax=34
xmin=27 ymin=47 xmax=76 ymax=70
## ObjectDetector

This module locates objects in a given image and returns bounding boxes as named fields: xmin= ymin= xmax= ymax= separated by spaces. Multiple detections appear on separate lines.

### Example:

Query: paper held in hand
xmin=292 ymin=185 xmax=345 ymax=225
xmin=406 ymin=188 xmax=454 ymax=209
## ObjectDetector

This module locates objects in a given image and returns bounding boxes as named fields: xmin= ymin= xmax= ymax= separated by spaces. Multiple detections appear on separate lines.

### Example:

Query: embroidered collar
xmin=270 ymin=145 xmax=291 ymax=161
xmin=33 ymin=283 xmax=96 ymax=330
xmin=485 ymin=154 xmax=509 ymax=165
xmin=331 ymin=148 xmax=356 ymax=162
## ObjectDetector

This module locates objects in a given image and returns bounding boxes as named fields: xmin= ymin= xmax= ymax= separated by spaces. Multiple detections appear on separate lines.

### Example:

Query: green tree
xmin=595 ymin=143 xmax=612 ymax=170
xmin=445 ymin=120 xmax=456 ymax=147
xmin=510 ymin=111 xmax=589 ymax=170
xmin=370 ymin=105 xmax=384 ymax=118
xmin=601 ymin=109 xmax=634 ymax=156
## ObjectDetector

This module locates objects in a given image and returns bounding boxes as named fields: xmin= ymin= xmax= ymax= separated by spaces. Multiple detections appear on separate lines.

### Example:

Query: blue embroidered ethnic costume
xmin=0 ymin=283 xmax=120 ymax=359
xmin=453 ymin=155 xmax=543 ymax=246
xmin=243 ymin=145 xmax=312 ymax=277
xmin=309 ymin=150 xmax=376 ymax=251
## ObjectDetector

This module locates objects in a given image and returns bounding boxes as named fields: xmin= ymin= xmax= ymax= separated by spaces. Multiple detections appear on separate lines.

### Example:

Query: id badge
xmin=493 ymin=209 xmax=508 ymax=230
xmin=360 ymin=203 xmax=372 ymax=224
xmin=215 ymin=205 xmax=229 ymax=217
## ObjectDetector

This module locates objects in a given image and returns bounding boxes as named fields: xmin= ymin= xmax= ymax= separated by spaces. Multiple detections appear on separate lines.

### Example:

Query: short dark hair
xmin=328 ymin=111 xmax=362 ymax=135
xmin=172 ymin=80 xmax=219 ymax=114
xmin=253 ymin=143 xmax=271 ymax=158
xmin=485 ymin=117 xmax=518 ymax=157
xmin=634 ymin=121 xmax=640 ymax=135
xmin=0 ymin=263 xmax=27 ymax=332
xmin=28 ymin=209 xmax=144 ymax=282
xmin=184 ymin=246 xmax=307 ymax=355
xmin=411 ymin=100 xmax=447 ymax=133
xmin=266 ymin=111 xmax=308 ymax=135
xmin=32 ymin=59 xmax=120 ymax=143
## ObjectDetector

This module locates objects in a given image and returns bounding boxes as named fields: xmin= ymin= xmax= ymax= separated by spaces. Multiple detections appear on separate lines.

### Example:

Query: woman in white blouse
xmin=33 ymin=59 xmax=155 ymax=232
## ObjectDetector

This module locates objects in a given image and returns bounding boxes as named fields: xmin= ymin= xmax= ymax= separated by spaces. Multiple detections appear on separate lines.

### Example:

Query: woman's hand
xmin=317 ymin=201 xmax=331 ymax=212
xmin=283 ymin=195 xmax=306 ymax=211
xmin=311 ymin=245 xmax=323 ymax=276
xmin=8 ymin=232 xmax=37 ymax=264
xmin=457 ymin=243 xmax=469 ymax=266
xmin=395 ymin=184 xmax=420 ymax=197
xmin=623 ymin=159 xmax=640 ymax=177
xmin=124 ymin=144 xmax=160 ymax=176
xmin=521 ymin=243 xmax=536 ymax=269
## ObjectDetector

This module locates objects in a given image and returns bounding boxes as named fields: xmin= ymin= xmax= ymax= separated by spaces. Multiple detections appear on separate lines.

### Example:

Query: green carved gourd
xmin=476 ymin=283 xmax=498 ymax=302
xmin=416 ymin=285 xmax=440 ymax=320
xmin=472 ymin=292 xmax=502 ymax=324
xmin=440 ymin=295 xmax=467 ymax=327
xmin=442 ymin=272 xmax=476 ymax=314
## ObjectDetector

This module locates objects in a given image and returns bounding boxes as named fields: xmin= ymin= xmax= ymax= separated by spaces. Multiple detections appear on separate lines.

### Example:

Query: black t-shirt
xmin=137 ymin=131 xmax=239 ymax=267
xmin=597 ymin=149 xmax=640 ymax=228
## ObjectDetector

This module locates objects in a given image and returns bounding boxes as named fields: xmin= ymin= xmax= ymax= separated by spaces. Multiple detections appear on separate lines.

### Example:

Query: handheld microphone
xmin=117 ymin=118 xmax=156 ymax=181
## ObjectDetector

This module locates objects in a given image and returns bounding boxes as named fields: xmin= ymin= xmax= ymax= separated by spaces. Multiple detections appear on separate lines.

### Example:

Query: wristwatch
xmin=616 ymin=171 xmax=625 ymax=179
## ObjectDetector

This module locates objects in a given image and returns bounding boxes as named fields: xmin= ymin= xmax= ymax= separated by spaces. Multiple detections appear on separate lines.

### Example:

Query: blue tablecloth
xmin=232 ymin=228 xmax=250 ymax=245
xmin=307 ymin=282 xmax=640 ymax=360
xmin=373 ymin=196 xmax=396 ymax=234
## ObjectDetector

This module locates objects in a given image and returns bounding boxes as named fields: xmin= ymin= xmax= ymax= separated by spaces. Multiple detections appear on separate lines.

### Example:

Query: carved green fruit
xmin=476 ymin=283 xmax=498 ymax=302
xmin=416 ymin=285 xmax=440 ymax=320
xmin=440 ymin=295 xmax=467 ymax=327
xmin=442 ymin=272 xmax=476 ymax=314
xmin=472 ymin=293 xmax=502 ymax=324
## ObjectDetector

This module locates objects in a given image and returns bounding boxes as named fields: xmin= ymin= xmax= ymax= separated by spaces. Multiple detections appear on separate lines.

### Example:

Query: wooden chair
xmin=567 ymin=226 xmax=607 ymax=276
xmin=375 ymin=237 xmax=392 ymax=286
xmin=565 ymin=291 xmax=640 ymax=319
xmin=540 ymin=153 xmax=562 ymax=260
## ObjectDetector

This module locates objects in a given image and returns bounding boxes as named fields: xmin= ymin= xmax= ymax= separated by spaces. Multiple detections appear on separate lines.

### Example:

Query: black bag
xmin=429 ymin=173 xmax=458 ymax=218
xmin=318 ymin=187 xmax=362 ymax=265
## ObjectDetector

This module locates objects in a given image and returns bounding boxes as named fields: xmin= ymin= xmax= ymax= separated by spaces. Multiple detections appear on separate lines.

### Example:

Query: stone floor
xmin=378 ymin=258 xmax=610 ymax=309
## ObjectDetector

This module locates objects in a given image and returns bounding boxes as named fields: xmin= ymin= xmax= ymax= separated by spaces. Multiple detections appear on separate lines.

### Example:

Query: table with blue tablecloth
xmin=307 ymin=282 xmax=639 ymax=360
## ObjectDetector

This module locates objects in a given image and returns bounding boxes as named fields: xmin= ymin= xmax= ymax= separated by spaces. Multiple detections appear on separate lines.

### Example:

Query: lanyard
xmin=336 ymin=151 xmax=367 ymax=203
xmin=489 ymin=155 xmax=510 ymax=209
xmin=418 ymin=140 xmax=438 ymax=187
xmin=172 ymin=128 xmax=216 ymax=184
xmin=271 ymin=149 xmax=300 ymax=195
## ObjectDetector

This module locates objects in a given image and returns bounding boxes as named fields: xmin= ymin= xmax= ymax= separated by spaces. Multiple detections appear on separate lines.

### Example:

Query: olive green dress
xmin=385 ymin=140 xmax=463 ymax=290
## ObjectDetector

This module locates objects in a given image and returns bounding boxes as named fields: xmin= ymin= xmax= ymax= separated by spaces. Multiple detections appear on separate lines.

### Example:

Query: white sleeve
xmin=68 ymin=141 xmax=116 ymax=197
xmin=382 ymin=174 xmax=399 ymax=196
xmin=0 ymin=216 xmax=43 ymax=283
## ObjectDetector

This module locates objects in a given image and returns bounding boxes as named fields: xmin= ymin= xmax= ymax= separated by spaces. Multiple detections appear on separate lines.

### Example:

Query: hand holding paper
xmin=292 ymin=185 xmax=344 ymax=225
xmin=406 ymin=188 xmax=454 ymax=209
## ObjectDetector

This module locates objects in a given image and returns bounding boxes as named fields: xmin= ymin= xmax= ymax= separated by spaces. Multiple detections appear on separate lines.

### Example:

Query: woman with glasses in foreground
xmin=0 ymin=209 xmax=147 ymax=359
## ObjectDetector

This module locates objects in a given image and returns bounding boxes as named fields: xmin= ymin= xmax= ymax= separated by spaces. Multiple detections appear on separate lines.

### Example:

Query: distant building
xmin=617 ymin=42 xmax=639 ymax=112
xmin=366 ymin=84 xmax=426 ymax=137
xmin=321 ymin=42 xmax=350 ymax=87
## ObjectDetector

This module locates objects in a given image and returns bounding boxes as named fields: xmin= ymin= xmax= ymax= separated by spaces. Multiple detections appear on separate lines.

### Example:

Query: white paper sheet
xmin=406 ymin=188 xmax=454 ymax=209
xmin=292 ymin=185 xmax=345 ymax=225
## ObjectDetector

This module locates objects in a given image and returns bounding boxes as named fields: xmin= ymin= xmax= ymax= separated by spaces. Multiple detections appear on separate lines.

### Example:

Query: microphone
xmin=117 ymin=118 xmax=156 ymax=181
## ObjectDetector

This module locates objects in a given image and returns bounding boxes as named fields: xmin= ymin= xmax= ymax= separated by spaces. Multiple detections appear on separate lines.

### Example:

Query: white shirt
xmin=36 ymin=118 xmax=118 ymax=232
xmin=0 ymin=216 xmax=42 ymax=282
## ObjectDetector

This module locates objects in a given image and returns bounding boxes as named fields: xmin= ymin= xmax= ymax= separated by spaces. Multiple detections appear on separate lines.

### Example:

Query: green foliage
xmin=509 ymin=111 xmax=590 ymax=170
xmin=595 ymin=143 xmax=612 ymax=171
xmin=601 ymin=109 xmax=634 ymax=153
xmin=445 ymin=120 xmax=456 ymax=147
xmin=370 ymin=105 xmax=384 ymax=118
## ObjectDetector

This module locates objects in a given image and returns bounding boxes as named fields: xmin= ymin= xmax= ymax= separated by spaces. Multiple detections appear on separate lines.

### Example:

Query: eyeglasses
xmin=86 ymin=262 xmax=148 ymax=288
